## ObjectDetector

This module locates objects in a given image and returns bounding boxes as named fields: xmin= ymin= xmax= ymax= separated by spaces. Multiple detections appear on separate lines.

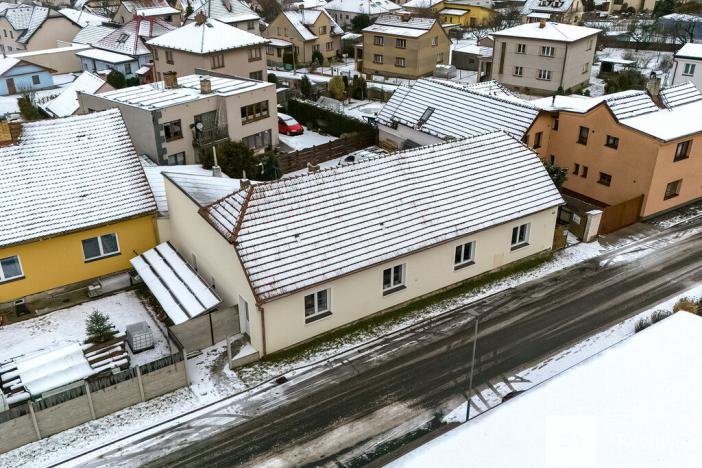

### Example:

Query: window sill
xmin=84 ymin=252 xmax=121 ymax=263
xmin=248 ymin=57 xmax=262 ymax=62
xmin=165 ymin=136 xmax=183 ymax=142
xmin=664 ymin=193 xmax=679 ymax=200
xmin=577 ymin=140 xmax=588 ymax=145
xmin=305 ymin=310 xmax=332 ymax=324
xmin=682 ymin=73 xmax=694 ymax=77
xmin=604 ymin=144 xmax=618 ymax=149
xmin=241 ymin=114 xmax=270 ymax=125
xmin=383 ymin=284 xmax=406 ymax=296
xmin=597 ymin=181 xmax=611 ymax=187
xmin=673 ymin=156 xmax=690 ymax=162
xmin=510 ymin=242 xmax=529 ymax=252
xmin=454 ymin=260 xmax=475 ymax=271
xmin=0 ymin=275 xmax=25 ymax=285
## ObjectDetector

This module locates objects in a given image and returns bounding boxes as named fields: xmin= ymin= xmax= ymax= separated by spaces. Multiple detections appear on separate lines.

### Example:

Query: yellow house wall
xmin=0 ymin=215 xmax=158 ymax=302
xmin=439 ymin=4 xmax=494 ymax=27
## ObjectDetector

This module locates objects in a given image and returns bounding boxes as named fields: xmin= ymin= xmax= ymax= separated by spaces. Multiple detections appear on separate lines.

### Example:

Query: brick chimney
xmin=646 ymin=72 xmax=662 ymax=106
xmin=539 ymin=19 xmax=546 ymax=28
xmin=200 ymin=78 xmax=212 ymax=94
xmin=163 ymin=71 xmax=178 ymax=89
xmin=240 ymin=179 xmax=251 ymax=189
xmin=0 ymin=120 xmax=22 ymax=146
xmin=194 ymin=11 xmax=207 ymax=25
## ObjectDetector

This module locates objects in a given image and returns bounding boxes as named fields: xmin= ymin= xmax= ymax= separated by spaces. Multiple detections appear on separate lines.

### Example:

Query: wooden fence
xmin=599 ymin=195 xmax=644 ymax=235
xmin=278 ymin=131 xmax=377 ymax=173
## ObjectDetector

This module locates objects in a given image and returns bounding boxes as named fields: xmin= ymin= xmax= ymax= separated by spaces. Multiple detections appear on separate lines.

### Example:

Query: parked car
xmin=278 ymin=113 xmax=303 ymax=135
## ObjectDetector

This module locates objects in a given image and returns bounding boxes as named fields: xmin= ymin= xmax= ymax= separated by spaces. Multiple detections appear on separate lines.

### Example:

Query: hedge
xmin=286 ymin=98 xmax=376 ymax=138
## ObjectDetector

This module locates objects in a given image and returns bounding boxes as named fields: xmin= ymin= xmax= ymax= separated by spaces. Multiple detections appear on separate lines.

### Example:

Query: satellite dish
xmin=195 ymin=122 xmax=204 ymax=131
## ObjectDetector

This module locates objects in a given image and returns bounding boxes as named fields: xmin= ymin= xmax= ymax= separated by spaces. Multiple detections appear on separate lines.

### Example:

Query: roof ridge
xmin=230 ymin=184 xmax=254 ymax=243
xmin=425 ymin=78 xmax=538 ymax=110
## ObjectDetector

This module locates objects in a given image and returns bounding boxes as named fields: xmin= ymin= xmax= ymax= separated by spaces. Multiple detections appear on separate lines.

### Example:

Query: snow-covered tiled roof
xmin=282 ymin=9 xmax=344 ymax=41
xmin=0 ymin=110 xmax=156 ymax=248
xmin=1 ymin=5 xmax=55 ymax=44
xmin=620 ymin=100 xmax=702 ymax=141
xmin=377 ymin=78 xmax=540 ymax=140
xmin=404 ymin=0 xmax=442 ymax=7
xmin=95 ymin=74 xmax=272 ymax=110
xmin=76 ymin=47 xmax=135 ymax=63
xmin=440 ymin=9 xmax=469 ymax=15
xmin=202 ymin=131 xmax=563 ymax=302
xmin=72 ymin=24 xmax=116 ymax=44
xmin=147 ymin=17 xmax=267 ymax=53
xmin=494 ymin=21 xmax=600 ymax=42
xmin=58 ymin=8 xmax=110 ymax=27
xmin=675 ymin=42 xmax=702 ymax=60
xmin=531 ymin=90 xmax=658 ymax=120
xmin=363 ymin=15 xmax=436 ymax=37
xmin=0 ymin=57 xmax=21 ymax=76
xmin=660 ymin=81 xmax=702 ymax=109
xmin=522 ymin=0 xmax=574 ymax=14
xmin=94 ymin=17 xmax=174 ymax=57
xmin=121 ymin=0 xmax=179 ymax=16
xmin=453 ymin=44 xmax=493 ymax=57
xmin=324 ymin=0 xmax=401 ymax=14
xmin=42 ymin=72 xmax=110 ymax=118
xmin=186 ymin=0 xmax=260 ymax=24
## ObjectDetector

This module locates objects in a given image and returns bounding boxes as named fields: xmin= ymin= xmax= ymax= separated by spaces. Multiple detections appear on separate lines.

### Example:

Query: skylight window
xmin=417 ymin=107 xmax=435 ymax=126
xmin=116 ymin=33 xmax=129 ymax=44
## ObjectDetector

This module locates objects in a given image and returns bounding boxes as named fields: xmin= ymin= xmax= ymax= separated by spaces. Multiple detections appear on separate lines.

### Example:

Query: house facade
xmin=181 ymin=0 xmax=260 ymax=33
xmin=0 ymin=58 xmax=54 ymax=95
xmin=522 ymin=0 xmax=584 ymax=24
xmin=361 ymin=15 xmax=450 ymax=80
xmin=114 ymin=0 xmax=181 ymax=26
xmin=263 ymin=9 xmax=344 ymax=66
xmin=78 ymin=72 xmax=279 ymax=165
xmin=323 ymin=0 xmax=401 ymax=29
xmin=164 ymin=131 xmax=563 ymax=355
xmin=671 ymin=42 xmax=702 ymax=91
xmin=0 ymin=5 xmax=82 ymax=54
xmin=0 ymin=110 xmax=157 ymax=304
xmin=147 ymin=14 xmax=268 ymax=82
xmin=491 ymin=21 xmax=599 ymax=95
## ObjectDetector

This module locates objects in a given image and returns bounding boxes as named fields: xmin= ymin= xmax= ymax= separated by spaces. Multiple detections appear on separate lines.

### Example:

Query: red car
xmin=278 ymin=113 xmax=304 ymax=136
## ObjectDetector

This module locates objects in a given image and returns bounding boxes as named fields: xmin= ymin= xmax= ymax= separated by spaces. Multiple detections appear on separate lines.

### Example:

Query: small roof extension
xmin=147 ymin=16 xmax=267 ymax=53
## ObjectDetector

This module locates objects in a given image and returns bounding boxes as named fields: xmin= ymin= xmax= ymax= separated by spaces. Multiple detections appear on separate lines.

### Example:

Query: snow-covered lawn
xmin=0 ymin=290 xmax=171 ymax=367
xmin=279 ymin=126 xmax=337 ymax=151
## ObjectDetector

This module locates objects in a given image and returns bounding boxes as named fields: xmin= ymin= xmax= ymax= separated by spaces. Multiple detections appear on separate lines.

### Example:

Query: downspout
xmin=559 ymin=42 xmax=568 ymax=91
xmin=670 ymin=58 xmax=679 ymax=86
xmin=258 ymin=305 xmax=267 ymax=356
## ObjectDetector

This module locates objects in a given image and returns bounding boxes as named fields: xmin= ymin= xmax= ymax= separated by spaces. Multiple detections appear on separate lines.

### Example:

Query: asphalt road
xmin=82 ymin=219 xmax=702 ymax=468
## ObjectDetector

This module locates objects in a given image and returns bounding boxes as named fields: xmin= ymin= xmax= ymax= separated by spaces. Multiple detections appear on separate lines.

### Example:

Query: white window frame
xmin=395 ymin=56 xmax=406 ymax=67
xmin=374 ymin=35 xmax=384 ymax=46
xmin=82 ymin=233 xmax=120 ymax=262
xmin=454 ymin=241 xmax=475 ymax=269
xmin=432 ymin=36 xmax=438 ymax=46
xmin=537 ymin=69 xmax=552 ymax=80
xmin=304 ymin=288 xmax=331 ymax=323
xmin=396 ymin=38 xmax=406 ymax=48
xmin=511 ymin=223 xmax=530 ymax=250
xmin=514 ymin=66 xmax=523 ymax=77
xmin=540 ymin=46 xmax=554 ymax=57
xmin=683 ymin=63 xmax=696 ymax=76
xmin=373 ymin=54 xmax=383 ymax=64
xmin=516 ymin=43 xmax=526 ymax=54
xmin=0 ymin=255 xmax=23 ymax=282
xmin=382 ymin=264 xmax=405 ymax=295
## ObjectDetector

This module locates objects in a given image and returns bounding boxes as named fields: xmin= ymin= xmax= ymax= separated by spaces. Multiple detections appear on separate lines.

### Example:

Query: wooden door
xmin=6 ymin=78 xmax=16 ymax=95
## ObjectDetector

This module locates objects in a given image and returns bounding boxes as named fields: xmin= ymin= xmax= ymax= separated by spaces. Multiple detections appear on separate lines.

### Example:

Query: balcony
xmin=192 ymin=125 xmax=229 ymax=148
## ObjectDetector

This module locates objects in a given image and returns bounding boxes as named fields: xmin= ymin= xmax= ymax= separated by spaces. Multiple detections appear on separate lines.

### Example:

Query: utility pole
xmin=465 ymin=311 xmax=479 ymax=422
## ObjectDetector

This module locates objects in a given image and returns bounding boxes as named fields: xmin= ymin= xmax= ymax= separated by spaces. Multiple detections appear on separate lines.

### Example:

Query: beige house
xmin=78 ymin=72 xmax=279 ymax=165
xmin=164 ymin=131 xmax=563 ymax=355
xmin=361 ymin=15 xmax=450 ymax=80
xmin=114 ymin=0 xmax=181 ymax=26
xmin=491 ymin=21 xmax=600 ymax=95
xmin=147 ymin=14 xmax=268 ymax=81
xmin=181 ymin=0 xmax=261 ymax=34
xmin=522 ymin=0 xmax=585 ymax=24
xmin=0 ymin=5 xmax=83 ymax=54
xmin=263 ymin=9 xmax=343 ymax=66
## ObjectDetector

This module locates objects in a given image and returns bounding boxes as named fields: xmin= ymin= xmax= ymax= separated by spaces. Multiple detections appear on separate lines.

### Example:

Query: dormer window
xmin=116 ymin=33 xmax=129 ymax=44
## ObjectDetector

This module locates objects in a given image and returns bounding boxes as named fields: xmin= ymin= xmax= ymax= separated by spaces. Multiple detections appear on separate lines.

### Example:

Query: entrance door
xmin=6 ymin=78 xmax=16 ymax=95
xmin=238 ymin=296 xmax=250 ymax=337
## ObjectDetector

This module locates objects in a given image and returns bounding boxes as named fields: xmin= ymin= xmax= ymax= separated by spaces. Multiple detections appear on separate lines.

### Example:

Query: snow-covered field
xmin=279 ymin=126 xmax=337 ymax=151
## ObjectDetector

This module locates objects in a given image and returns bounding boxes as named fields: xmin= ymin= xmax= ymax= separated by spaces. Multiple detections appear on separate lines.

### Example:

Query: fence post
xmin=27 ymin=402 xmax=41 ymax=441
xmin=226 ymin=335 xmax=233 ymax=371
xmin=136 ymin=366 xmax=146 ymax=402
xmin=182 ymin=349 xmax=190 ymax=386
xmin=84 ymin=383 xmax=96 ymax=420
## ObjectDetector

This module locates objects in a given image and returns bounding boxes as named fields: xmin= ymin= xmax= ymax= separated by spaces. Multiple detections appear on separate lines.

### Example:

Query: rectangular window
xmin=124 ymin=63 xmax=132 ymax=74
xmin=319 ymin=25 xmax=327 ymax=34
xmin=432 ymin=36 xmax=438 ymax=46
xmin=304 ymin=289 xmax=331 ymax=323
xmin=578 ymin=126 xmax=589 ymax=145
xmin=674 ymin=140 xmax=691 ymax=161
xmin=31 ymin=75 xmax=40 ymax=85
xmin=514 ymin=66 xmax=523 ymax=76
xmin=277 ymin=26 xmax=281 ymax=35
xmin=211 ymin=53 xmax=224 ymax=68
xmin=374 ymin=35 xmax=384 ymax=46
xmin=436 ymin=52 xmax=444 ymax=63
xmin=167 ymin=152 xmax=185 ymax=165
xmin=165 ymin=50 xmax=173 ymax=64
xmin=240 ymin=100 xmax=269 ymax=124
xmin=537 ymin=69 xmax=552 ymax=80
xmin=664 ymin=179 xmax=682 ymax=200
xmin=242 ymin=129 xmax=271 ymax=149
xmin=454 ymin=241 xmax=475 ymax=269
xmin=247 ymin=21 xmax=255 ymax=30
xmin=586 ymin=38 xmax=593 ymax=50
xmin=382 ymin=264 xmax=405 ymax=295
xmin=553 ymin=117 xmax=559 ymax=130
xmin=540 ymin=46 xmax=554 ymax=57
xmin=511 ymin=223 xmax=530 ymax=249
xmin=395 ymin=57 xmax=405 ymax=67
xmin=164 ymin=119 xmax=182 ymax=141
xmin=516 ymin=43 xmax=526 ymax=54
xmin=153 ymin=48 xmax=159 ymax=60
xmin=533 ymin=131 xmax=542 ymax=148
xmin=598 ymin=172 xmax=612 ymax=187
xmin=248 ymin=48 xmax=262 ymax=61
xmin=266 ymin=45 xmax=275 ymax=55
xmin=573 ymin=163 xmax=580 ymax=175
xmin=396 ymin=38 xmax=406 ymax=48
xmin=683 ymin=63 xmax=696 ymax=76
xmin=82 ymin=233 xmax=120 ymax=262
xmin=249 ymin=70 xmax=263 ymax=80
xmin=326 ymin=41 xmax=333 ymax=51
xmin=0 ymin=255 xmax=23 ymax=282
xmin=373 ymin=54 xmax=383 ymax=64
xmin=549 ymin=154 xmax=555 ymax=164
xmin=581 ymin=166 xmax=588 ymax=178
xmin=313 ymin=44 xmax=320 ymax=52
xmin=605 ymin=135 xmax=619 ymax=149
xmin=582 ymin=62 xmax=589 ymax=74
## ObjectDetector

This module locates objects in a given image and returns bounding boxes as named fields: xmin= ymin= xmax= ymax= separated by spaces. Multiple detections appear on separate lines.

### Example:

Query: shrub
xmin=542 ymin=160 xmax=568 ymax=188
xmin=286 ymin=99 xmax=376 ymax=137
xmin=351 ymin=13 xmax=371 ymax=32
xmin=17 ymin=93 xmax=48 ymax=121
xmin=201 ymin=141 xmax=281 ymax=180
xmin=328 ymin=76 xmax=346 ymax=101
xmin=86 ymin=310 xmax=118 ymax=343
xmin=650 ymin=310 xmax=673 ymax=323
xmin=299 ymin=75 xmax=312 ymax=99
xmin=311 ymin=50 xmax=324 ymax=67
xmin=268 ymin=73 xmax=278 ymax=84
xmin=603 ymin=69 xmax=646 ymax=94
xmin=673 ymin=297 xmax=699 ymax=314
xmin=634 ymin=317 xmax=651 ymax=333
xmin=106 ymin=70 xmax=127 ymax=89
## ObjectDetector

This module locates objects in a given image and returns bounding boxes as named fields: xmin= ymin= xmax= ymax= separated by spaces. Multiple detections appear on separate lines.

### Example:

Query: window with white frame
xmin=582 ymin=62 xmax=589 ymax=74
xmin=454 ymin=241 xmax=475 ymax=269
xmin=537 ymin=69 xmax=552 ymax=80
xmin=516 ymin=43 xmax=526 ymax=54
xmin=396 ymin=38 xmax=406 ymax=48
xmin=436 ymin=52 xmax=444 ymax=63
xmin=586 ymin=38 xmax=593 ymax=50
xmin=374 ymin=35 xmax=384 ymax=46
xmin=211 ymin=53 xmax=224 ymax=68
xmin=540 ymin=46 xmax=554 ymax=57
xmin=304 ymin=289 xmax=331 ymax=323
xmin=0 ymin=255 xmax=23 ymax=282
xmin=326 ymin=41 xmax=333 ymax=51
xmin=514 ymin=66 xmax=523 ymax=76
xmin=373 ymin=54 xmax=383 ymax=64
xmin=382 ymin=264 xmax=405 ymax=294
xmin=683 ymin=63 xmax=696 ymax=76
xmin=395 ymin=56 xmax=406 ymax=67
xmin=511 ymin=223 xmax=529 ymax=249
xmin=82 ymin=233 xmax=120 ymax=261
xmin=432 ymin=36 xmax=438 ymax=46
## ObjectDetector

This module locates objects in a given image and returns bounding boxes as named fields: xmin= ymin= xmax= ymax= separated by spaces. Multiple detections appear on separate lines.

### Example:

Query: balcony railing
xmin=192 ymin=125 xmax=229 ymax=148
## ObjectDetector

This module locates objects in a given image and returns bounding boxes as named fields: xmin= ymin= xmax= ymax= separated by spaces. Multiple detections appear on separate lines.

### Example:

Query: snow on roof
xmin=403 ymin=0 xmax=441 ymax=8
xmin=130 ymin=242 xmax=221 ymax=325
xmin=121 ymin=0 xmax=179 ymax=16
xmin=531 ymin=89 xmax=658 ymax=120
xmin=202 ymin=131 xmax=563 ymax=302
xmin=76 ymin=47 xmax=135 ymax=63
xmin=0 ymin=5 xmax=53 ymax=44
xmin=660 ymin=81 xmax=702 ymax=109
xmin=163 ymin=172 xmax=240 ymax=209
xmin=0 ymin=57 xmax=21 ymax=76
xmin=72 ymin=24 xmax=116 ymax=45
xmin=620 ymin=100 xmax=702 ymax=141
xmin=440 ymin=8 xmax=469 ymax=15
xmin=267 ymin=37 xmax=292 ymax=47
xmin=15 ymin=343 xmax=94 ymax=396
xmin=660 ymin=13 xmax=702 ymax=22
xmin=0 ymin=109 xmax=157 ymax=248
xmin=363 ymin=15 xmax=436 ymax=38
xmin=526 ymin=11 xmax=550 ymax=18
xmin=96 ymin=74 xmax=272 ymax=110
xmin=58 ymin=8 xmax=110 ymax=27
xmin=186 ymin=0 xmax=259 ymax=24
xmin=94 ymin=17 xmax=174 ymax=57
xmin=453 ymin=44 xmax=492 ymax=57
xmin=42 ymin=71 xmax=109 ymax=118
xmin=324 ymin=0 xmax=401 ymax=14
xmin=392 ymin=312 xmax=702 ymax=468
xmin=522 ymin=0 xmax=574 ymax=13
xmin=282 ymin=9 xmax=344 ymax=41
xmin=147 ymin=17 xmax=267 ymax=53
xmin=493 ymin=21 xmax=600 ymax=42
xmin=675 ymin=42 xmax=702 ymax=60
xmin=11 ymin=44 xmax=90 ymax=58
xmin=377 ymin=78 xmax=539 ymax=140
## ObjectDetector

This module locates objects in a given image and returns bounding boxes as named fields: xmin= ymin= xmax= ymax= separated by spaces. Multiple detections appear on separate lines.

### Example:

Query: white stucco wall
xmin=671 ymin=57 xmax=702 ymax=91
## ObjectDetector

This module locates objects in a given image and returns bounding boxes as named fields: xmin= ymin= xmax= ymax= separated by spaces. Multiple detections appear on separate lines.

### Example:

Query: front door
xmin=238 ymin=296 xmax=250 ymax=337
xmin=6 ymin=78 xmax=16 ymax=95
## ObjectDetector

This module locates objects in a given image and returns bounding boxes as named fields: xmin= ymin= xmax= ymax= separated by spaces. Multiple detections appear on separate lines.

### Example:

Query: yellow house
xmin=403 ymin=0 xmax=496 ymax=27
xmin=0 ymin=109 xmax=158 ymax=304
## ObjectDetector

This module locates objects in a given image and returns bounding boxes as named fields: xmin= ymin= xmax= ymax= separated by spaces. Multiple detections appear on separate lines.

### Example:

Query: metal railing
xmin=192 ymin=125 xmax=229 ymax=148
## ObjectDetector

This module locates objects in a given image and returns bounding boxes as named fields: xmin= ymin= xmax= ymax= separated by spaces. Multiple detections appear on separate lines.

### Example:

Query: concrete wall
xmin=170 ymin=308 xmax=239 ymax=351
xmin=152 ymin=46 xmax=267 ymax=81
xmin=12 ymin=45 xmax=89 ymax=74
xmin=91 ymin=378 xmax=142 ymax=418
xmin=142 ymin=361 xmax=188 ymax=399
xmin=261 ymin=208 xmax=558 ymax=353
xmin=0 ymin=413 xmax=38 ymax=454
xmin=35 ymin=394 xmax=93 ymax=437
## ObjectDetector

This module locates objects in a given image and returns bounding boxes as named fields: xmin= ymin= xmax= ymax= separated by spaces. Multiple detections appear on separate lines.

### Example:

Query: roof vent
xmin=240 ymin=179 xmax=251 ymax=189
xmin=307 ymin=162 xmax=320 ymax=173
xmin=163 ymin=71 xmax=178 ymax=89
xmin=194 ymin=11 xmax=207 ymax=25
xmin=200 ymin=78 xmax=212 ymax=94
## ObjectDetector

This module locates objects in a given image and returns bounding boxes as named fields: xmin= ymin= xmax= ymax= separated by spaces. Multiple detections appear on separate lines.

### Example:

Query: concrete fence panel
xmin=0 ymin=413 xmax=38 ymax=454
xmin=141 ymin=361 xmax=188 ymax=400
xmin=91 ymin=378 xmax=143 ymax=418
xmin=34 ymin=394 xmax=92 ymax=437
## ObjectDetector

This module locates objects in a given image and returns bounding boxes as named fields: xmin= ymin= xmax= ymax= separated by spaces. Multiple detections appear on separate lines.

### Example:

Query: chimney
xmin=212 ymin=146 xmax=222 ymax=177
xmin=0 ymin=120 xmax=22 ymax=146
xmin=539 ymin=19 xmax=546 ymax=28
xmin=307 ymin=162 xmax=320 ymax=173
xmin=646 ymin=71 xmax=661 ymax=100
xmin=200 ymin=78 xmax=212 ymax=94
xmin=240 ymin=179 xmax=251 ymax=189
xmin=163 ymin=71 xmax=178 ymax=89
xmin=194 ymin=11 xmax=207 ymax=25
xmin=401 ymin=12 xmax=411 ymax=22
